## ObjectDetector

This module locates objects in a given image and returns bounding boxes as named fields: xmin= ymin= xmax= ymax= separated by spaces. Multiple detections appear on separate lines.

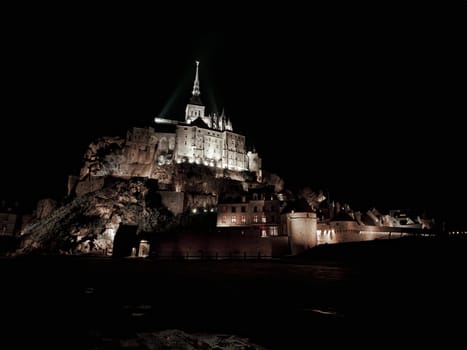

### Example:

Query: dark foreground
xmin=1 ymin=236 xmax=466 ymax=349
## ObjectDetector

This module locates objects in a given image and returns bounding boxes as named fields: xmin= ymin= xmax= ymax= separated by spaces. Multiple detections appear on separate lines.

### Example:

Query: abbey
xmin=79 ymin=61 xmax=262 ymax=186
xmin=153 ymin=61 xmax=261 ymax=174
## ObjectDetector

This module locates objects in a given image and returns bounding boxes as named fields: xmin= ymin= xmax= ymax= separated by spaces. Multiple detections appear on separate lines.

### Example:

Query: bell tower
xmin=185 ymin=61 xmax=206 ymax=124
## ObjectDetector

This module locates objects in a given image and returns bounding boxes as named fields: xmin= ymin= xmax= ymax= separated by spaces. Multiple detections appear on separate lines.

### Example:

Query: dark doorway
xmin=113 ymin=225 xmax=138 ymax=257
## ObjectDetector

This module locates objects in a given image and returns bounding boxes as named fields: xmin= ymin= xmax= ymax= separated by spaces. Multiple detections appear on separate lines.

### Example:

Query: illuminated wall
xmin=317 ymin=221 xmax=363 ymax=244
xmin=216 ymin=199 xmax=281 ymax=237
xmin=317 ymin=221 xmax=410 ymax=245
xmin=174 ymin=126 xmax=248 ymax=171
xmin=285 ymin=212 xmax=317 ymax=255
xmin=223 ymin=131 xmax=247 ymax=170
xmin=175 ymin=125 xmax=224 ymax=166
xmin=247 ymin=151 xmax=262 ymax=173
xmin=185 ymin=103 xmax=206 ymax=124
xmin=284 ymin=213 xmax=419 ymax=255
xmin=153 ymin=132 xmax=176 ymax=164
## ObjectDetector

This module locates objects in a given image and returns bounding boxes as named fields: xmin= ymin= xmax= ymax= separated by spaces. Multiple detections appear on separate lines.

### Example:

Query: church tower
xmin=185 ymin=61 xmax=206 ymax=124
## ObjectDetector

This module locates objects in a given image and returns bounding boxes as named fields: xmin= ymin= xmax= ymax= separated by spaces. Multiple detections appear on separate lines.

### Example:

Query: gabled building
xmin=216 ymin=192 xmax=282 ymax=238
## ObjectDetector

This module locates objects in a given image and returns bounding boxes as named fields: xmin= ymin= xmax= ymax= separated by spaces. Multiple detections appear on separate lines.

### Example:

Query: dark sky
xmin=2 ymin=28 xmax=464 ymax=226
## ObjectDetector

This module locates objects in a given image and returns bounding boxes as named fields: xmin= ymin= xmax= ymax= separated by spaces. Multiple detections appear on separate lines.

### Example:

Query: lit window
xmin=269 ymin=227 xmax=278 ymax=236
xmin=241 ymin=215 xmax=246 ymax=224
xmin=231 ymin=216 xmax=237 ymax=224
xmin=261 ymin=230 xmax=267 ymax=238
xmin=253 ymin=215 xmax=258 ymax=223
xmin=261 ymin=216 xmax=267 ymax=223
xmin=221 ymin=216 xmax=226 ymax=223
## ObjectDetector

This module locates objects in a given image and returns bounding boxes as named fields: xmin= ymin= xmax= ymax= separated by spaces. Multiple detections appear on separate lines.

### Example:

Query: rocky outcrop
xmin=16 ymin=124 xmax=285 ymax=256
xmin=75 ymin=160 xmax=282 ymax=199
xmin=75 ymin=177 xmax=106 ymax=197
xmin=17 ymin=178 xmax=175 ymax=256
xmin=17 ymin=161 xmax=284 ymax=256
xmin=76 ymin=128 xmax=282 ymax=196
xmin=80 ymin=136 xmax=126 ymax=179
xmin=35 ymin=198 xmax=58 ymax=219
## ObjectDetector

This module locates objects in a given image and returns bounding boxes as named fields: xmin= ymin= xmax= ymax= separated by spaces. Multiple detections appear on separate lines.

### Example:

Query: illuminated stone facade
xmin=79 ymin=61 xmax=262 ymax=189
xmin=155 ymin=61 xmax=261 ymax=174
xmin=282 ymin=208 xmax=432 ymax=254
xmin=216 ymin=194 xmax=281 ymax=238
xmin=282 ymin=212 xmax=317 ymax=255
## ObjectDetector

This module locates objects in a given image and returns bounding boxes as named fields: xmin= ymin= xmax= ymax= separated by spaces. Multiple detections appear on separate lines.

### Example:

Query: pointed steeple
xmin=185 ymin=61 xmax=205 ymax=123
xmin=192 ymin=60 xmax=200 ymax=97
xmin=189 ymin=61 xmax=203 ymax=105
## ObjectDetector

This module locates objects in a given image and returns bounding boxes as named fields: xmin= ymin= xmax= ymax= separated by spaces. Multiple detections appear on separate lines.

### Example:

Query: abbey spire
xmin=156 ymin=61 xmax=261 ymax=174
xmin=185 ymin=60 xmax=206 ymax=124
xmin=192 ymin=60 xmax=201 ymax=97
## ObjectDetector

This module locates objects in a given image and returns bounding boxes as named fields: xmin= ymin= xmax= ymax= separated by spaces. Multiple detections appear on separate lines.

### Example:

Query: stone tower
xmin=185 ymin=61 xmax=206 ymax=124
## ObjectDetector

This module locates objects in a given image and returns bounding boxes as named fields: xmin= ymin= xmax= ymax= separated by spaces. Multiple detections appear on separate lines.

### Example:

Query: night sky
xmin=2 ymin=28 xmax=464 ymax=226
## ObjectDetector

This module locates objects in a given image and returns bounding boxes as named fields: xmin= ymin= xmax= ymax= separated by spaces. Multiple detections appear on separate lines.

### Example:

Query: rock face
xmin=17 ymin=178 xmax=175 ymax=256
xmin=79 ymin=136 xmax=126 ymax=179
xmin=35 ymin=199 xmax=58 ymax=219
xmin=75 ymin=127 xmax=268 ymax=194
xmin=16 ymin=126 xmax=284 ymax=256
xmin=17 ymin=164 xmax=284 ymax=256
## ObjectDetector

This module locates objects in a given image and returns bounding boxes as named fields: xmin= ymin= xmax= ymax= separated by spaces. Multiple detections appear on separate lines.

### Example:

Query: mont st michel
xmin=5 ymin=61 xmax=440 ymax=259
xmin=1 ymin=55 xmax=465 ymax=350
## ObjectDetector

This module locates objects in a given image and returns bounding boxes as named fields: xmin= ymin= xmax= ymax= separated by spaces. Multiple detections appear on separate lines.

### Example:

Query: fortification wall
xmin=317 ymin=222 xmax=410 ymax=245
xmin=150 ymin=232 xmax=288 ymax=258
xmin=286 ymin=212 xmax=317 ymax=255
